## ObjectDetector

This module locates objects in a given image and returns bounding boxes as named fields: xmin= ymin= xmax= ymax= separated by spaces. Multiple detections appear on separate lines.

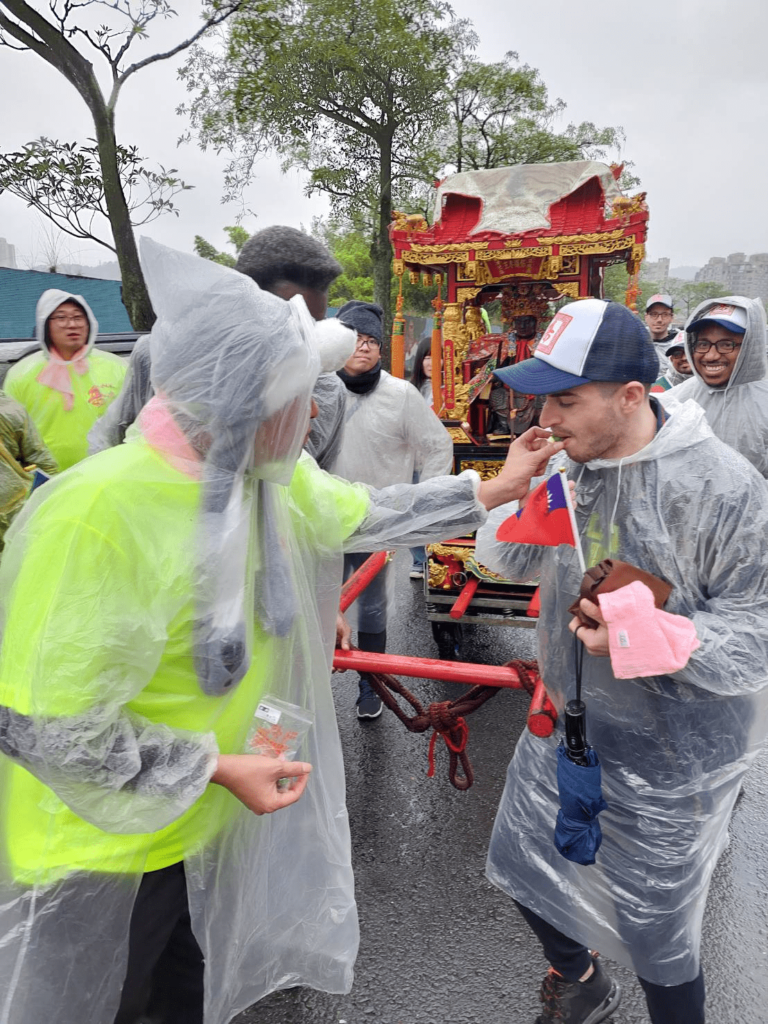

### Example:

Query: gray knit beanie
xmin=336 ymin=300 xmax=383 ymax=343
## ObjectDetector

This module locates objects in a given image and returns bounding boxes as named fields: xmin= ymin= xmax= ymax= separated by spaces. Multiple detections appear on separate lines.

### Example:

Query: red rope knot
xmin=344 ymin=647 xmax=542 ymax=789
xmin=425 ymin=701 xmax=472 ymax=790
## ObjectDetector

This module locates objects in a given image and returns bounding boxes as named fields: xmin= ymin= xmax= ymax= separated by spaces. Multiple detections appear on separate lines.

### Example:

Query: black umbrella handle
xmin=564 ymin=699 xmax=590 ymax=766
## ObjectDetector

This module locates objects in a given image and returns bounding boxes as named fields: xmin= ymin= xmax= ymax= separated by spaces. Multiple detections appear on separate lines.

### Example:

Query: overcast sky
xmin=1 ymin=0 xmax=766 ymax=270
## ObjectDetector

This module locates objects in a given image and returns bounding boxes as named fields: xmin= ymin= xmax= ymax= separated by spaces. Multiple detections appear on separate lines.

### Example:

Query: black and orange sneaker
xmin=535 ymin=958 xmax=621 ymax=1023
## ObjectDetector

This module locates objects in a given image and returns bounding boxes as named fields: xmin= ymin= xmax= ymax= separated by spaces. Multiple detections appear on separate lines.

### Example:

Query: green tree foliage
xmin=313 ymin=219 xmax=375 ymax=306
xmin=179 ymin=0 xmax=470 ymax=340
xmin=602 ymin=264 xmax=730 ymax=321
xmin=180 ymin=3 xmax=632 ymax=338
xmin=0 ymin=138 xmax=191 ymax=252
xmin=667 ymin=280 xmax=730 ymax=319
xmin=0 ymin=0 xmax=242 ymax=329
xmin=444 ymin=52 xmax=628 ymax=175
xmin=314 ymin=217 xmax=440 ymax=317
xmin=193 ymin=224 xmax=250 ymax=267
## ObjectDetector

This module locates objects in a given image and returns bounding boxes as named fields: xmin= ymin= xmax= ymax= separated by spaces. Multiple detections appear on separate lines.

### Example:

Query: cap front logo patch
xmin=536 ymin=312 xmax=573 ymax=355
xmin=707 ymin=304 xmax=735 ymax=318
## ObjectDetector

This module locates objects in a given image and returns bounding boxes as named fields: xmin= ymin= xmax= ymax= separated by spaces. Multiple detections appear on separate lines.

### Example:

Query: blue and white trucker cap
xmin=687 ymin=302 xmax=747 ymax=335
xmin=494 ymin=299 xmax=660 ymax=395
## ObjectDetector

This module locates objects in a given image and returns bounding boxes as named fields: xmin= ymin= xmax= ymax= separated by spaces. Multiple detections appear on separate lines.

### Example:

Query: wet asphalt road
xmin=236 ymin=552 xmax=768 ymax=1024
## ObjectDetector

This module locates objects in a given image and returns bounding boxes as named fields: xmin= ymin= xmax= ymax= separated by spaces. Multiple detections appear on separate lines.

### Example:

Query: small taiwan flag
xmin=496 ymin=471 xmax=578 ymax=548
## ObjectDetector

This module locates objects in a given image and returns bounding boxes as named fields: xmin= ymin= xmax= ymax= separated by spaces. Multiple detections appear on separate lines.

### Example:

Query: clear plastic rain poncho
xmin=0 ymin=240 xmax=488 ymax=1024
xmin=87 ymin=333 xmax=154 ymax=454
xmin=331 ymin=370 xmax=453 ymax=629
xmin=475 ymin=399 xmax=768 ymax=985
xmin=89 ymin=324 xmax=351 ymax=466
xmin=331 ymin=369 xmax=453 ymax=488
xmin=661 ymin=295 xmax=768 ymax=477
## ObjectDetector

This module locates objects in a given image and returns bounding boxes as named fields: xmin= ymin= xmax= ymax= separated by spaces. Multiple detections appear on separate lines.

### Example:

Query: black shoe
xmin=356 ymin=680 xmax=383 ymax=719
xmin=535 ymin=959 xmax=621 ymax=1024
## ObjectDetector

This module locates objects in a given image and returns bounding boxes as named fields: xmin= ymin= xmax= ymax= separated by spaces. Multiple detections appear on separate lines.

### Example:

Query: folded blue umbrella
xmin=554 ymin=742 xmax=608 ymax=866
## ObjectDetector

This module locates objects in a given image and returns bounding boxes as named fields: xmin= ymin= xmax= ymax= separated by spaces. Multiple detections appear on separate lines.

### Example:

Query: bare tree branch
xmin=118 ymin=2 xmax=244 ymax=87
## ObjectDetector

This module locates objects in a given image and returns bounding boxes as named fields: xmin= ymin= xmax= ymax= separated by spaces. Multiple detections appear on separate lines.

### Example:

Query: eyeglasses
xmin=691 ymin=338 xmax=743 ymax=355
xmin=355 ymin=337 xmax=380 ymax=349
xmin=50 ymin=314 xmax=87 ymax=326
xmin=647 ymin=311 xmax=673 ymax=319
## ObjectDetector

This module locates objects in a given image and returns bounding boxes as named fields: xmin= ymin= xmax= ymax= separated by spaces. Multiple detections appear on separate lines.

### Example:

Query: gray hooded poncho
xmin=475 ymin=398 xmax=768 ymax=986
xmin=661 ymin=295 xmax=768 ymax=477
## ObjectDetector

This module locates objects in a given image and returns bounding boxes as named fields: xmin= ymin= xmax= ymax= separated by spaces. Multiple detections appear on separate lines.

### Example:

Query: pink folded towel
xmin=597 ymin=580 xmax=700 ymax=679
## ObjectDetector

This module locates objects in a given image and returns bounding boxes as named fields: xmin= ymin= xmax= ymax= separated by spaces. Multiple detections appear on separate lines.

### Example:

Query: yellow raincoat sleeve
xmin=0 ymin=481 xmax=218 ymax=835
xmin=291 ymin=452 xmax=488 ymax=554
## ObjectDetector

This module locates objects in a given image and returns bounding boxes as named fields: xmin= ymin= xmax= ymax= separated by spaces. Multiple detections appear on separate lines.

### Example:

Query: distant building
xmin=642 ymin=256 xmax=670 ymax=287
xmin=0 ymin=267 xmax=132 ymax=339
xmin=0 ymin=238 xmax=17 ymax=270
xmin=696 ymin=253 xmax=768 ymax=302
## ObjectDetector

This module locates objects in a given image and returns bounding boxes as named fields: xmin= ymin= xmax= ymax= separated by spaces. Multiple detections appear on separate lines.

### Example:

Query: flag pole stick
xmin=558 ymin=466 xmax=586 ymax=576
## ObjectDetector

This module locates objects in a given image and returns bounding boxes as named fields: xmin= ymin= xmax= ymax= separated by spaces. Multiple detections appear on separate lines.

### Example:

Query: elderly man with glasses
xmin=661 ymin=297 xmax=768 ymax=477
xmin=331 ymin=300 xmax=453 ymax=719
xmin=5 ymin=290 xmax=126 ymax=469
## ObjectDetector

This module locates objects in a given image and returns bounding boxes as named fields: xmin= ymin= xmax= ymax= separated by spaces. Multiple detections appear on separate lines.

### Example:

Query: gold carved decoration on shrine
xmin=446 ymin=427 xmax=473 ymax=443
xmin=627 ymin=242 xmax=646 ymax=277
xmin=409 ymin=271 xmax=420 ymax=284
xmin=464 ymin=307 xmax=486 ymax=341
xmin=461 ymin=260 xmax=478 ymax=279
xmin=456 ymin=286 xmax=484 ymax=304
xmin=453 ymin=382 xmax=471 ymax=421
xmin=393 ymin=259 xmax=405 ymax=276
xmin=402 ymin=250 xmax=472 ymax=265
xmin=610 ymin=193 xmax=648 ymax=220
xmin=560 ymin=238 xmax=633 ymax=256
xmin=391 ymin=211 xmax=429 ymax=233
xmin=429 ymin=543 xmax=475 ymax=563
xmin=428 ymin=562 xmax=449 ymax=588
xmin=538 ymin=229 xmax=625 ymax=245
xmin=476 ymin=245 xmax=552 ymax=261
xmin=553 ymin=282 xmax=581 ymax=299
xmin=462 ymin=460 xmax=505 ymax=481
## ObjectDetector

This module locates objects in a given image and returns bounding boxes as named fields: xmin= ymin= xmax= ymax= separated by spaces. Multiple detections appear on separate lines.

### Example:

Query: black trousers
xmin=515 ymin=901 xmax=706 ymax=1024
xmin=114 ymin=862 xmax=204 ymax=1024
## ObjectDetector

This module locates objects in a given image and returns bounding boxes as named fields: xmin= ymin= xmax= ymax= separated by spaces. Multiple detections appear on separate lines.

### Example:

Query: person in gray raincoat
xmin=477 ymin=298 xmax=768 ymax=1024
xmin=661 ymin=295 xmax=768 ymax=477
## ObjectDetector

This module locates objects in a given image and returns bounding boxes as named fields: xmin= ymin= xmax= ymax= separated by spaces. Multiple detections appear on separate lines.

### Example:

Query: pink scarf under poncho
xmin=37 ymin=346 xmax=90 ymax=411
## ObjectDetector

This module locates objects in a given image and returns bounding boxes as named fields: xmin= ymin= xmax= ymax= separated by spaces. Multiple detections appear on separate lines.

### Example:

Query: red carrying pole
xmin=333 ymin=649 xmax=528 ymax=689
xmin=340 ymin=551 xmax=390 ymax=613
xmin=526 ymin=677 xmax=558 ymax=737
xmin=449 ymin=576 xmax=479 ymax=620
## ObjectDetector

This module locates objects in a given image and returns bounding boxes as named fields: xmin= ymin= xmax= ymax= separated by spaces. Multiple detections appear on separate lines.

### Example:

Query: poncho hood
xmin=685 ymin=294 xmax=767 ymax=390
xmin=35 ymin=289 xmax=98 ymax=357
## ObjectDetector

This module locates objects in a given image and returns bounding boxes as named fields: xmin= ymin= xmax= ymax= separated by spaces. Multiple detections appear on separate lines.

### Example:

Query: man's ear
xmin=620 ymin=381 xmax=647 ymax=414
